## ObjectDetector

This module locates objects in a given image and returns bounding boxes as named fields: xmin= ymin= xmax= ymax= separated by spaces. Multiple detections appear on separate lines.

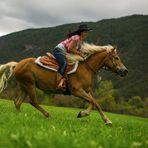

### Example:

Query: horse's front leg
xmin=77 ymin=91 xmax=94 ymax=118
xmin=73 ymin=88 xmax=112 ymax=125
xmin=77 ymin=102 xmax=93 ymax=118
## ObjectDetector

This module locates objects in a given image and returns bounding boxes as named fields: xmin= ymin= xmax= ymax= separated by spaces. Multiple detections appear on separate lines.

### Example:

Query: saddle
xmin=35 ymin=53 xmax=79 ymax=74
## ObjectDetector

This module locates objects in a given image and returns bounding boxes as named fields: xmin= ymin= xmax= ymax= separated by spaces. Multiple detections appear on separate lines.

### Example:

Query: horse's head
xmin=103 ymin=46 xmax=128 ymax=77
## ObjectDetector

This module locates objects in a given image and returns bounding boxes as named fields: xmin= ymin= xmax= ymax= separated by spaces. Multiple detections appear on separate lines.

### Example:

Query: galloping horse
xmin=0 ymin=43 xmax=128 ymax=125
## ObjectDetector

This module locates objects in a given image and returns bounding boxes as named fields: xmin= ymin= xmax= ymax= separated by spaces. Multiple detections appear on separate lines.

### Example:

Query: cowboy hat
xmin=77 ymin=24 xmax=92 ymax=32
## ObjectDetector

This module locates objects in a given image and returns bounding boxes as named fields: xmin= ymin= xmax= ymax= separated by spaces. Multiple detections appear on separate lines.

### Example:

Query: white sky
xmin=0 ymin=0 xmax=148 ymax=36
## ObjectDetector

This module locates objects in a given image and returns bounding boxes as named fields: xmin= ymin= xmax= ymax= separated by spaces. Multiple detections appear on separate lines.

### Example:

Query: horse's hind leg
xmin=14 ymin=88 xmax=27 ymax=112
xmin=14 ymin=98 xmax=24 ymax=112
xmin=27 ymin=84 xmax=50 ymax=117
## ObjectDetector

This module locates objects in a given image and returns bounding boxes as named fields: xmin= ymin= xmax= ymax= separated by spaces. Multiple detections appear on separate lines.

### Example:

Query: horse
xmin=0 ymin=43 xmax=128 ymax=125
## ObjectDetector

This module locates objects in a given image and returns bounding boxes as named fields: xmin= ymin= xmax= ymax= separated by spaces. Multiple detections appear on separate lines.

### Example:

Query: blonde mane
xmin=66 ymin=42 xmax=114 ymax=63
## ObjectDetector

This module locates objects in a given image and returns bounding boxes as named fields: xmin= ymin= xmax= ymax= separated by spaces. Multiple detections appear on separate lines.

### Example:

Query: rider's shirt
xmin=56 ymin=35 xmax=81 ymax=53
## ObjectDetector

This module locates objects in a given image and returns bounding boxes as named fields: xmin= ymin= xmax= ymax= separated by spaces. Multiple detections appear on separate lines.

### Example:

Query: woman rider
xmin=52 ymin=24 xmax=92 ymax=90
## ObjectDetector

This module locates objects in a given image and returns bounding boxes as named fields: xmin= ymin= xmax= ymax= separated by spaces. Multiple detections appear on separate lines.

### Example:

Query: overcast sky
xmin=0 ymin=0 xmax=147 ymax=36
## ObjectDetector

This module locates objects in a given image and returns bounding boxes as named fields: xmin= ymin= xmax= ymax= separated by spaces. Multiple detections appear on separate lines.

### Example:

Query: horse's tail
xmin=0 ymin=61 xmax=18 ymax=93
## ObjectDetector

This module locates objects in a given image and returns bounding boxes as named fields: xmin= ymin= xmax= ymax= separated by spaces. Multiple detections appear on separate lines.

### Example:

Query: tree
xmin=128 ymin=96 xmax=143 ymax=108
xmin=95 ymin=80 xmax=116 ymax=111
xmin=95 ymin=80 xmax=114 ymax=98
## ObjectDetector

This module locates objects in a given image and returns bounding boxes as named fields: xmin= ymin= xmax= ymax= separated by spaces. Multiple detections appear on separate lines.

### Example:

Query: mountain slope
xmin=0 ymin=14 xmax=148 ymax=99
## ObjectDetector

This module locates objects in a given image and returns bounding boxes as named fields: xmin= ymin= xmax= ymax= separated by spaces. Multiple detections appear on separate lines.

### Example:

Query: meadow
xmin=0 ymin=99 xmax=147 ymax=148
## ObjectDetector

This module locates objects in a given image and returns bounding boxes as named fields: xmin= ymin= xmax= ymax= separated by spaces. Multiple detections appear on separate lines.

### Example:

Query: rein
xmin=85 ymin=50 xmax=110 ymax=74
xmin=85 ymin=60 xmax=97 ymax=74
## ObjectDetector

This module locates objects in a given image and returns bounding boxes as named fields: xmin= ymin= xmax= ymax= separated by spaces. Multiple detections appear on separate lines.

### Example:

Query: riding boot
xmin=57 ymin=76 xmax=67 ymax=91
xmin=57 ymin=69 xmax=68 ymax=91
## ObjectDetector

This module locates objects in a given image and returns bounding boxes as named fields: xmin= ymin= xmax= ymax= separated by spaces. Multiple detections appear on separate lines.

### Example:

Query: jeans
xmin=52 ymin=47 xmax=67 ymax=75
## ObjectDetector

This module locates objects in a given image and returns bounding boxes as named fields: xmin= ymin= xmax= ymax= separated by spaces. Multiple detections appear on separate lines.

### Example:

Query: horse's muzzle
xmin=117 ymin=68 xmax=128 ymax=77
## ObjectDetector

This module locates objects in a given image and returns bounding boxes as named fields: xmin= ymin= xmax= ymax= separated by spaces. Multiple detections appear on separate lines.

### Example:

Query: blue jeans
xmin=52 ymin=47 xmax=67 ymax=75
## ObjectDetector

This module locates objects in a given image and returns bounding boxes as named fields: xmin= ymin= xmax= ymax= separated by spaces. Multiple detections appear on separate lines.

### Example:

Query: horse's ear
xmin=111 ymin=44 xmax=117 ymax=53
xmin=113 ymin=44 xmax=117 ymax=50
xmin=111 ymin=47 xmax=117 ymax=54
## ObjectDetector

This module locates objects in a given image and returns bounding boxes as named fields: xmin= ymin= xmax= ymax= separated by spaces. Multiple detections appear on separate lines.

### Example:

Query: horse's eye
xmin=115 ymin=57 xmax=119 ymax=60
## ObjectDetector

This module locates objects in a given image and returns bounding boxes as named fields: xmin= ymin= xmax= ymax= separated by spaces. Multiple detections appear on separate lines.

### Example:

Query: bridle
xmin=85 ymin=49 xmax=118 ymax=74
xmin=103 ymin=51 xmax=119 ymax=73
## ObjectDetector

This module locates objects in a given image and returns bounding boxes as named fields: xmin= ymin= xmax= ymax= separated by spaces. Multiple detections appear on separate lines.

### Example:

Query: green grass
xmin=0 ymin=99 xmax=147 ymax=148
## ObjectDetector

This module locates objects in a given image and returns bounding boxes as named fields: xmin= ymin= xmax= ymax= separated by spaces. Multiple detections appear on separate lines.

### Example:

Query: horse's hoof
xmin=16 ymin=109 xmax=21 ymax=113
xmin=105 ymin=121 xmax=112 ymax=127
xmin=77 ymin=111 xmax=82 ymax=118
xmin=44 ymin=112 xmax=50 ymax=118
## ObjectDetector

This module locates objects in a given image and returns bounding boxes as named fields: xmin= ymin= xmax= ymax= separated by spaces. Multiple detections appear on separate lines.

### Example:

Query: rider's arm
xmin=68 ymin=40 xmax=84 ymax=57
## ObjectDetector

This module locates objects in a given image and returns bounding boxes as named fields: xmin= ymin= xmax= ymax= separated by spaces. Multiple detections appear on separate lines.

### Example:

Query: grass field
xmin=0 ymin=99 xmax=147 ymax=148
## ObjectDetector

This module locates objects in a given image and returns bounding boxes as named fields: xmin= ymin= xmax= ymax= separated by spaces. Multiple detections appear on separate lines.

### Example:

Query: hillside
xmin=0 ymin=14 xmax=148 ymax=99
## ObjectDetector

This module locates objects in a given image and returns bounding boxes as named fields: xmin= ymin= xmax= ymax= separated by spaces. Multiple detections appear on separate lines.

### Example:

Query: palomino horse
xmin=0 ymin=43 xmax=128 ymax=125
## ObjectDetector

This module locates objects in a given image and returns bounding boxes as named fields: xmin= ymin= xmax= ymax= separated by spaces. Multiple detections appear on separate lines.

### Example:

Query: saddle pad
xmin=35 ymin=56 xmax=79 ymax=74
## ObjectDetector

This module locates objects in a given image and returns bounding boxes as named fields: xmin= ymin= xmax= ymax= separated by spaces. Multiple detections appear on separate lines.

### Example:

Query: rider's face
xmin=81 ymin=31 xmax=89 ymax=40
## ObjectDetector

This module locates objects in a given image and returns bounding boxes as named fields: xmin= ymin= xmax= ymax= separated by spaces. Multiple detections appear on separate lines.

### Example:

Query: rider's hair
xmin=67 ymin=30 xmax=83 ymax=38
